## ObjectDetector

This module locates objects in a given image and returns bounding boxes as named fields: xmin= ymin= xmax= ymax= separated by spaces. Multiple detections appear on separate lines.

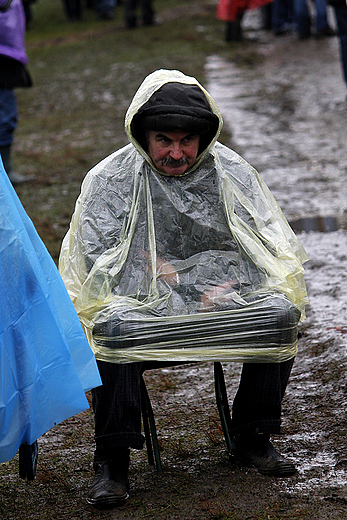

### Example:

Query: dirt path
xmin=206 ymin=15 xmax=347 ymax=223
xmin=205 ymin=12 xmax=347 ymax=516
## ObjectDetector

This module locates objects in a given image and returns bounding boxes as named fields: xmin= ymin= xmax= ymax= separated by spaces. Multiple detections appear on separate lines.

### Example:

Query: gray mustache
xmin=161 ymin=157 xmax=190 ymax=167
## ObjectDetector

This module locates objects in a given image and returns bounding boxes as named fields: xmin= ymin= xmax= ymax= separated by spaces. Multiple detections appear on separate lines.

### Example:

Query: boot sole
xmin=86 ymin=492 xmax=129 ymax=509
xmin=257 ymin=465 xmax=297 ymax=477
xmin=230 ymin=451 xmax=297 ymax=478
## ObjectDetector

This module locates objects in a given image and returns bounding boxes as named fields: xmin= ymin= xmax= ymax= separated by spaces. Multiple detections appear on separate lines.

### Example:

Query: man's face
xmin=147 ymin=130 xmax=200 ymax=176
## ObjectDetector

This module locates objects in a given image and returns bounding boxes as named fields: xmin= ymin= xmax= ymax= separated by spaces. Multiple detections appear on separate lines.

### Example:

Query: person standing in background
xmin=216 ymin=0 xmax=273 ymax=41
xmin=293 ymin=0 xmax=336 ymax=38
xmin=125 ymin=0 xmax=155 ymax=29
xmin=271 ymin=0 xmax=294 ymax=35
xmin=0 ymin=0 xmax=35 ymax=185
xmin=94 ymin=0 xmax=117 ymax=20
xmin=22 ymin=0 xmax=37 ymax=28
xmin=61 ymin=0 xmax=83 ymax=21
xmin=329 ymin=0 xmax=347 ymax=97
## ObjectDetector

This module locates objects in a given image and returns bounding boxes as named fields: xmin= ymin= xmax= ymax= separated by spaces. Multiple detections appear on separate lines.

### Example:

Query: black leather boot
xmin=87 ymin=448 xmax=130 ymax=509
xmin=230 ymin=432 xmax=296 ymax=477
xmin=225 ymin=14 xmax=243 ymax=42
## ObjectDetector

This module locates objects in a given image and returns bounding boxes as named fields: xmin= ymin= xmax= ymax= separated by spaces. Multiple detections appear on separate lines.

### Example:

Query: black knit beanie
xmin=131 ymin=82 xmax=219 ymax=154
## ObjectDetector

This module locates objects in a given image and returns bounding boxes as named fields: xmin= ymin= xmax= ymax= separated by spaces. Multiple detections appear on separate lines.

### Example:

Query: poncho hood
xmin=125 ymin=69 xmax=223 ymax=175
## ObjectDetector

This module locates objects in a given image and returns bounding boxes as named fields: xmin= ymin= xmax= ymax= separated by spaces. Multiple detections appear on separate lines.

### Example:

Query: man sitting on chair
xmin=59 ymin=69 xmax=308 ymax=509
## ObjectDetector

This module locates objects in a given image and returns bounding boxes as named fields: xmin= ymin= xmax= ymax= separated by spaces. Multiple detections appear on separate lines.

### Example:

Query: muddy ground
xmin=204 ymin=12 xmax=347 ymax=518
xmin=1 ymin=5 xmax=347 ymax=520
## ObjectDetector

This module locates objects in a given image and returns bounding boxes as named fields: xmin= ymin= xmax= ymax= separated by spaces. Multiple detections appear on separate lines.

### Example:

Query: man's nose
xmin=169 ymin=144 xmax=183 ymax=160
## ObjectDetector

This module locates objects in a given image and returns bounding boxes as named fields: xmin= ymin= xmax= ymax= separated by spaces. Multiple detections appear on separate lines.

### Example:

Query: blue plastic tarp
xmin=0 ymin=162 xmax=101 ymax=464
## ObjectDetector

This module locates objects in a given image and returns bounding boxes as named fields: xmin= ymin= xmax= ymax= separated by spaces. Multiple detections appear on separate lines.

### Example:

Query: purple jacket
xmin=0 ymin=0 xmax=28 ymax=65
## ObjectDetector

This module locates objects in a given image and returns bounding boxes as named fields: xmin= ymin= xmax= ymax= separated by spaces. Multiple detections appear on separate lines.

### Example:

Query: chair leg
xmin=214 ymin=362 xmax=233 ymax=454
xmin=141 ymin=378 xmax=155 ymax=467
xmin=140 ymin=376 xmax=162 ymax=471
xmin=18 ymin=441 xmax=38 ymax=480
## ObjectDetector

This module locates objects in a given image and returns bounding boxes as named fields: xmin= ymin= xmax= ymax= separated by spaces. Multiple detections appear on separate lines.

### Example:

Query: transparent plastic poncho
xmin=59 ymin=70 xmax=308 ymax=364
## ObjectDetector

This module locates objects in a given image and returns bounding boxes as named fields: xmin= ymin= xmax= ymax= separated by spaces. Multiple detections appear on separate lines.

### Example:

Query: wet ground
xmin=205 ymin=7 xmax=347 ymax=508
xmin=1 ymin=6 xmax=347 ymax=519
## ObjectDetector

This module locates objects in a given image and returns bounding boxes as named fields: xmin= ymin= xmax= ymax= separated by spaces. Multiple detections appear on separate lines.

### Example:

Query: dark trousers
xmin=0 ymin=88 xmax=17 ymax=148
xmin=333 ymin=4 xmax=347 ymax=87
xmin=125 ymin=0 xmax=154 ymax=28
xmin=92 ymin=361 xmax=145 ymax=451
xmin=61 ymin=0 xmax=82 ymax=20
xmin=91 ymin=358 xmax=294 ymax=451
xmin=229 ymin=358 xmax=294 ymax=435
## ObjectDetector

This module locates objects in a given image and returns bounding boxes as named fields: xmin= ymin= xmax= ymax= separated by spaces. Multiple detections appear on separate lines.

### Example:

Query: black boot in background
xmin=225 ymin=14 xmax=244 ymax=42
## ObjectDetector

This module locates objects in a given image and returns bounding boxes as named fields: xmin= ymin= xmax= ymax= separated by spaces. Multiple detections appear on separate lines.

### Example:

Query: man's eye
xmin=183 ymin=135 xmax=196 ymax=144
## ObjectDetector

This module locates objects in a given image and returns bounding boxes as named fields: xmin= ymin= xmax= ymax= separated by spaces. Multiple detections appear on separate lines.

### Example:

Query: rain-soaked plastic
xmin=59 ymin=69 xmax=309 ymax=365
xmin=0 ymin=164 xmax=101 ymax=464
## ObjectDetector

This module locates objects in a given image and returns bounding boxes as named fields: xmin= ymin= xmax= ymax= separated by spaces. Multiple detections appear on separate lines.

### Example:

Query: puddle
xmin=289 ymin=216 xmax=339 ymax=233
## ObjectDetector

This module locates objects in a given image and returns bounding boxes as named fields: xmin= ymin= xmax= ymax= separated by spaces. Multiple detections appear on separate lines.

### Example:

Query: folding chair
xmin=94 ymin=293 xmax=300 ymax=471
xmin=140 ymin=361 xmax=232 ymax=471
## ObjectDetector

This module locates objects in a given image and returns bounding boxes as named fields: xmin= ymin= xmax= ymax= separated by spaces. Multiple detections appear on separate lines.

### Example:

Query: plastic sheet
xmin=0 ymin=164 xmax=101 ymax=464
xmin=59 ymin=69 xmax=308 ymax=365
xmin=93 ymin=293 xmax=301 ymax=363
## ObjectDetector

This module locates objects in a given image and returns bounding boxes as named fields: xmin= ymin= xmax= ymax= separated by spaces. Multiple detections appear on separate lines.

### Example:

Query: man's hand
xmin=156 ymin=257 xmax=179 ymax=287
xmin=139 ymin=250 xmax=179 ymax=287
xmin=200 ymin=280 xmax=238 ymax=311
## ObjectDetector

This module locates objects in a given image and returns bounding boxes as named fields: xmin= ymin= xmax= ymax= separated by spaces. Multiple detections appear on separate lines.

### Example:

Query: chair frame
xmin=140 ymin=361 xmax=232 ymax=471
